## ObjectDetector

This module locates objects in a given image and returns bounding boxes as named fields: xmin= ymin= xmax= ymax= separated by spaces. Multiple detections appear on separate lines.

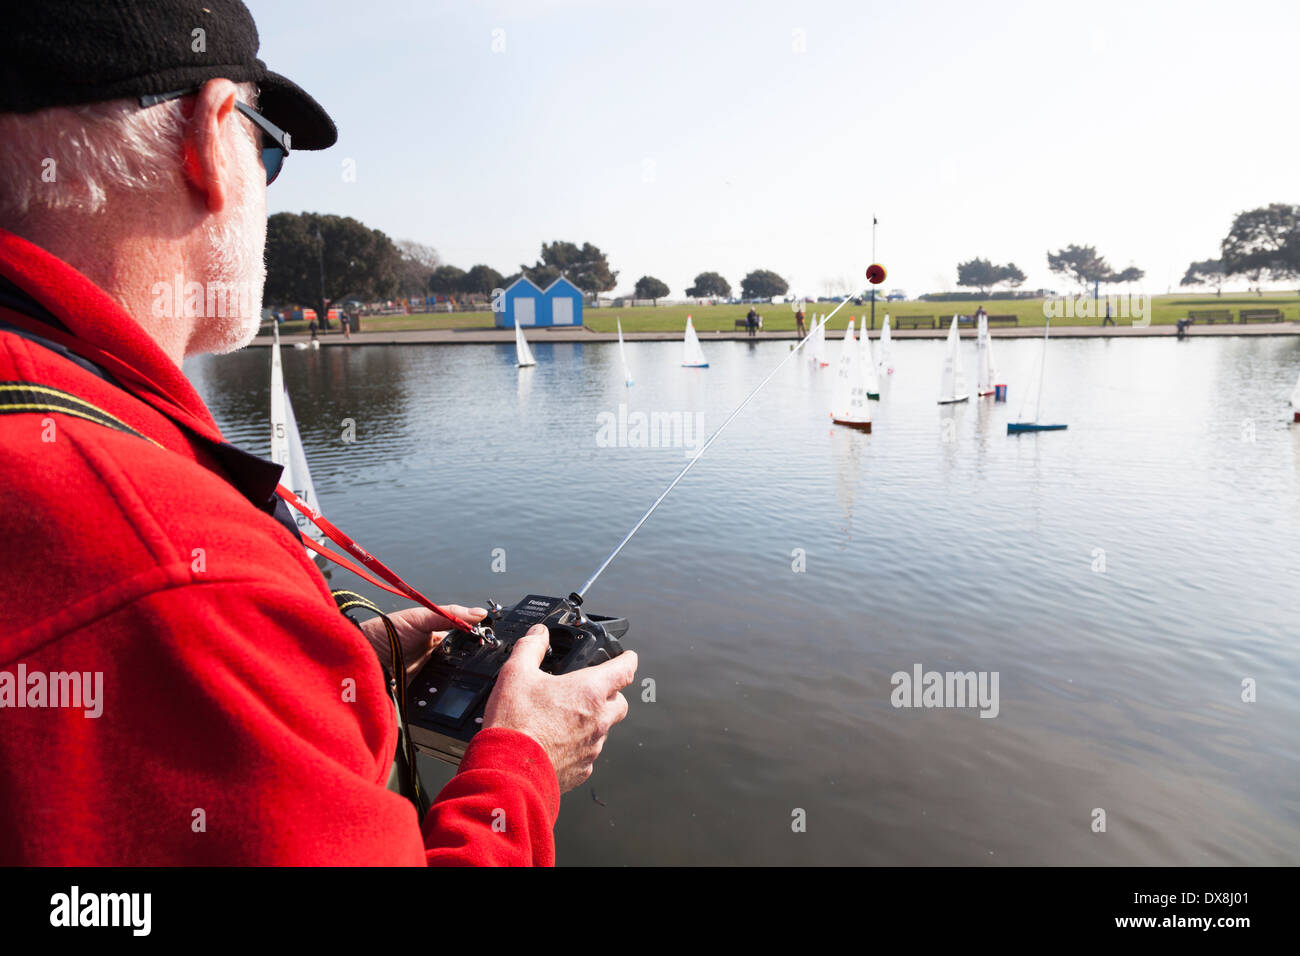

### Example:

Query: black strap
xmin=0 ymin=380 xmax=160 ymax=444
xmin=332 ymin=589 xmax=429 ymax=818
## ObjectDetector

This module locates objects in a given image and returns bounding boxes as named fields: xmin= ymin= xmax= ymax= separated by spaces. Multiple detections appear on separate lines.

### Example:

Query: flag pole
xmin=870 ymin=214 xmax=878 ymax=331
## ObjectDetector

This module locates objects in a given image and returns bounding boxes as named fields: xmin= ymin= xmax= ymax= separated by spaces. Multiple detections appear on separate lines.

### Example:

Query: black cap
xmin=0 ymin=0 xmax=336 ymax=150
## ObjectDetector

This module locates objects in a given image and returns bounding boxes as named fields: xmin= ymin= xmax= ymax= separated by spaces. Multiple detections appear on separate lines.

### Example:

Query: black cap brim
xmin=259 ymin=70 xmax=336 ymax=150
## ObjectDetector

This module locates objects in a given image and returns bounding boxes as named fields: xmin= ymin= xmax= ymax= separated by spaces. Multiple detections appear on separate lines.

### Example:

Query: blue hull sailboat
xmin=1008 ymin=422 xmax=1067 ymax=433
xmin=1008 ymin=318 xmax=1067 ymax=434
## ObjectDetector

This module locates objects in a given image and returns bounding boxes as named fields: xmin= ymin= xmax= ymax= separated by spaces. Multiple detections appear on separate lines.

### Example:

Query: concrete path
xmin=247 ymin=321 xmax=1300 ymax=347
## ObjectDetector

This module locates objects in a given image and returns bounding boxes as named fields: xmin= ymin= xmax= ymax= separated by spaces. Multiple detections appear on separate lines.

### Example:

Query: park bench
xmin=1239 ymin=308 xmax=1285 ymax=323
xmin=894 ymin=315 xmax=936 ymax=329
xmin=987 ymin=314 xmax=1018 ymax=326
xmin=734 ymin=318 xmax=764 ymax=330
xmin=1186 ymin=309 xmax=1233 ymax=324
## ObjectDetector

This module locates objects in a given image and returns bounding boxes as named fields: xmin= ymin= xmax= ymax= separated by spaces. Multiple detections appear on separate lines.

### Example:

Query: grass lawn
xmin=264 ymin=293 xmax=1300 ymax=336
xmin=267 ymin=313 xmax=495 ymax=335
xmin=581 ymin=294 xmax=1300 ymax=333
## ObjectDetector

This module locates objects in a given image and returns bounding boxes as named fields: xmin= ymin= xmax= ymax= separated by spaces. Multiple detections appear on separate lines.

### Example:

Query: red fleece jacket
xmin=0 ymin=229 xmax=559 ymax=865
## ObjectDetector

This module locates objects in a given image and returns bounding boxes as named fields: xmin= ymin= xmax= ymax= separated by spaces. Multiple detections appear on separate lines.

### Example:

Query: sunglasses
xmin=139 ymin=87 xmax=290 ymax=185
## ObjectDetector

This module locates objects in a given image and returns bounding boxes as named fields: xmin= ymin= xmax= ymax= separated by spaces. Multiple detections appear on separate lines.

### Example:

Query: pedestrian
xmin=746 ymin=307 xmax=757 ymax=338
xmin=1102 ymin=299 xmax=1115 ymax=327
xmin=796 ymin=306 xmax=807 ymax=338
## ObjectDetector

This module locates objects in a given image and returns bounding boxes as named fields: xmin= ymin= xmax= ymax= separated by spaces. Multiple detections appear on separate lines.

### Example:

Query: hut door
xmin=515 ymin=297 xmax=536 ymax=327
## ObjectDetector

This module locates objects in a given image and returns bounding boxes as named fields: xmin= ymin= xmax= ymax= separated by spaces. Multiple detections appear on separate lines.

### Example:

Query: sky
xmin=249 ymin=0 xmax=1300 ymax=299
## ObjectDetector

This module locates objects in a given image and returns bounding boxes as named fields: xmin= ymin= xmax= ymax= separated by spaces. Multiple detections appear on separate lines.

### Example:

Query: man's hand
xmin=359 ymin=604 xmax=487 ymax=687
xmin=483 ymin=625 xmax=637 ymax=792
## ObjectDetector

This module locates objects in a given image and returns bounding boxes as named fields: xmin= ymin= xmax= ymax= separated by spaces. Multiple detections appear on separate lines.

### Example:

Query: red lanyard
xmin=276 ymin=485 xmax=477 ymax=634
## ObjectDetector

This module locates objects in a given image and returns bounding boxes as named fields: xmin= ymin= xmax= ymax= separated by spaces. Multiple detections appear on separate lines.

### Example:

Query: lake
xmin=185 ymin=331 xmax=1300 ymax=865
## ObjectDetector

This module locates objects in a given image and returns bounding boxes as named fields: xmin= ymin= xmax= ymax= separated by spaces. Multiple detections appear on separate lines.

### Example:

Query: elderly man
xmin=0 ymin=0 xmax=635 ymax=865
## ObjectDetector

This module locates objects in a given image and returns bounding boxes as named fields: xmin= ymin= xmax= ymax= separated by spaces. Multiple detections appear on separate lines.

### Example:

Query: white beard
xmin=195 ymin=141 xmax=267 ymax=355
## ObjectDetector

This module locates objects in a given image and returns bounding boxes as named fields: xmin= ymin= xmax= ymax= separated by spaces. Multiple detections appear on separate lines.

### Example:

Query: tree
xmin=1180 ymin=259 xmax=1226 ymax=296
xmin=520 ymin=240 xmax=618 ymax=297
xmin=394 ymin=239 xmax=441 ymax=299
xmin=634 ymin=276 xmax=670 ymax=303
xmin=1220 ymin=203 xmax=1300 ymax=285
xmin=956 ymin=258 xmax=1026 ymax=295
xmin=462 ymin=264 xmax=505 ymax=297
xmin=1046 ymin=244 xmax=1142 ymax=291
xmin=686 ymin=271 xmax=731 ymax=298
xmin=265 ymin=212 xmax=402 ymax=322
xmin=428 ymin=265 xmax=467 ymax=295
xmin=741 ymin=269 xmax=789 ymax=300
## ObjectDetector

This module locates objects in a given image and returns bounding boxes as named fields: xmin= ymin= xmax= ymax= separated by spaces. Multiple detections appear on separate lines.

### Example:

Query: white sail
xmin=282 ymin=390 xmax=324 ymax=545
xmin=938 ymin=314 xmax=969 ymax=404
xmin=859 ymin=320 xmax=880 ymax=397
xmin=1291 ymin=366 xmax=1300 ymax=409
xmin=270 ymin=325 xmax=290 ymax=470
xmin=976 ymin=314 xmax=998 ymax=395
xmin=682 ymin=315 xmax=708 ymax=367
xmin=270 ymin=326 xmax=323 ymax=546
xmin=808 ymin=315 xmax=827 ymax=367
xmin=515 ymin=320 xmax=536 ymax=367
xmin=879 ymin=313 xmax=893 ymax=376
xmin=617 ymin=318 xmax=634 ymax=386
xmin=831 ymin=320 xmax=871 ymax=428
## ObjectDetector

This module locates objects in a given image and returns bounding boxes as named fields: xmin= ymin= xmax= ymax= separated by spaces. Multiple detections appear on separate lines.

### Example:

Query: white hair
xmin=0 ymin=82 xmax=258 ymax=223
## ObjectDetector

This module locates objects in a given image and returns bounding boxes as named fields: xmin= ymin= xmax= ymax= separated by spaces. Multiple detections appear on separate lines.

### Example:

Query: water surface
xmin=187 ymin=333 xmax=1300 ymax=865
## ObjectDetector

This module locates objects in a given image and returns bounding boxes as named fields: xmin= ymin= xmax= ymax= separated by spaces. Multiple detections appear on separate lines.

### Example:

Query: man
xmin=746 ymin=306 xmax=757 ymax=337
xmin=795 ymin=307 xmax=807 ymax=338
xmin=0 ymin=0 xmax=635 ymax=865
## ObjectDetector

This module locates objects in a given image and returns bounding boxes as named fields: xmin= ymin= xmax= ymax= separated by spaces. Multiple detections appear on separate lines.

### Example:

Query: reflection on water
xmin=186 ymin=334 xmax=1300 ymax=865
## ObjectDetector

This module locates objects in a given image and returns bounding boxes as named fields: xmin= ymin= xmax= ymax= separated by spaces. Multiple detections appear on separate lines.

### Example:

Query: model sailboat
xmin=617 ymin=318 xmax=634 ymax=386
xmin=808 ymin=315 xmax=828 ymax=367
xmin=682 ymin=315 xmax=708 ymax=367
xmin=1008 ymin=320 xmax=1067 ymax=433
xmin=858 ymin=319 xmax=881 ymax=399
xmin=270 ymin=325 xmax=325 ymax=547
xmin=830 ymin=320 xmax=872 ymax=431
xmin=878 ymin=313 xmax=894 ymax=376
xmin=937 ymin=315 xmax=969 ymax=404
xmin=514 ymin=319 xmax=536 ymax=367
xmin=975 ymin=313 xmax=999 ymax=397
xmin=1290 ymin=367 xmax=1300 ymax=422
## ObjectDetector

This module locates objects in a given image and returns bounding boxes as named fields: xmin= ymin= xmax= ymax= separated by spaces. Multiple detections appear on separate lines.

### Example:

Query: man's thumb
xmin=509 ymin=624 xmax=550 ymax=669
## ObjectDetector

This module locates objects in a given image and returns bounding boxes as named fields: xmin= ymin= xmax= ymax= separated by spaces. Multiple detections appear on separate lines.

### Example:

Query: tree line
xmin=955 ymin=248 xmax=1142 ymax=296
xmin=1181 ymin=203 xmax=1300 ymax=295
xmin=265 ymin=212 xmax=797 ymax=314
xmin=264 ymin=214 xmax=622 ymax=316
xmin=959 ymin=203 xmax=1300 ymax=300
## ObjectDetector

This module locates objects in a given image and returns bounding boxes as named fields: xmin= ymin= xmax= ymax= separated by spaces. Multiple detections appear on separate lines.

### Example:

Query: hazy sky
xmin=250 ymin=0 xmax=1300 ymax=299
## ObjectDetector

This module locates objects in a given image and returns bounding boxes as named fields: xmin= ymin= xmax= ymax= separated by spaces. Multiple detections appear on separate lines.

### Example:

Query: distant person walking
xmin=1101 ymin=299 xmax=1116 ymax=327
xmin=796 ymin=307 xmax=807 ymax=338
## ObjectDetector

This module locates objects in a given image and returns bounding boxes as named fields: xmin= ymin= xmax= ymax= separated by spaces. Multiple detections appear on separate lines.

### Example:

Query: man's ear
xmin=181 ymin=78 xmax=242 ymax=214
